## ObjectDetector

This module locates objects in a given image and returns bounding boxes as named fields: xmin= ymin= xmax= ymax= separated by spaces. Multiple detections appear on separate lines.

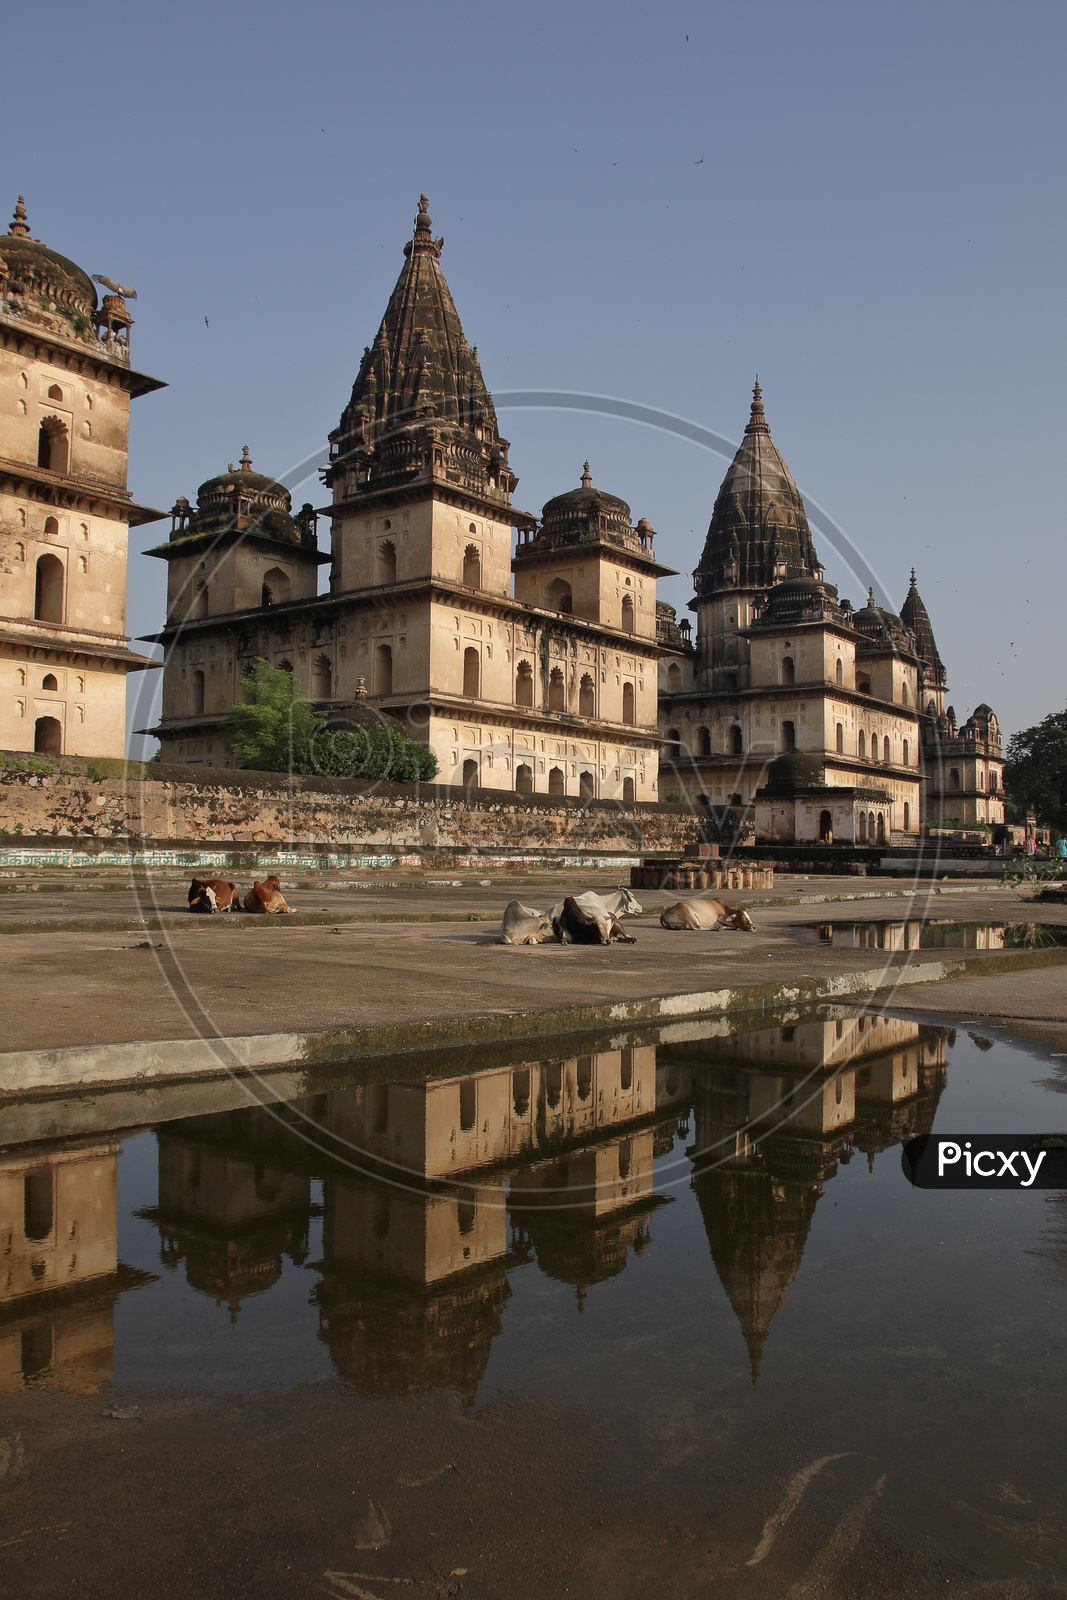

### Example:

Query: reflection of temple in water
xmin=668 ymin=1014 xmax=949 ymax=1380
xmin=125 ymin=1014 xmax=950 ymax=1394
xmin=816 ymin=919 xmax=1007 ymax=951
xmin=143 ymin=1106 xmax=314 ymax=1322
xmin=0 ymin=1140 xmax=152 ymax=1392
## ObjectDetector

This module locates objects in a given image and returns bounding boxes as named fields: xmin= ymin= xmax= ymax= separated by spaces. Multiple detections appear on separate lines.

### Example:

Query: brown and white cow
xmin=243 ymin=875 xmax=294 ymax=914
xmin=188 ymin=877 xmax=240 ymax=913
xmin=554 ymin=895 xmax=636 ymax=946
xmin=659 ymin=898 xmax=756 ymax=931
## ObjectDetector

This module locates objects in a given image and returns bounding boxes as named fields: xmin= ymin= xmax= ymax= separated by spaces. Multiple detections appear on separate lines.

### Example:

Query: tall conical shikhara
xmin=328 ymin=195 xmax=516 ymax=501
xmin=900 ymin=568 xmax=947 ymax=704
xmin=694 ymin=380 xmax=821 ymax=595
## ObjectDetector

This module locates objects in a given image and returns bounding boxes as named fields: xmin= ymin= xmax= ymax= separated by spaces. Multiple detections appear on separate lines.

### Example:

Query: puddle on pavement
xmin=3 ymin=1009 xmax=1067 ymax=1584
xmin=796 ymin=917 xmax=1067 ymax=950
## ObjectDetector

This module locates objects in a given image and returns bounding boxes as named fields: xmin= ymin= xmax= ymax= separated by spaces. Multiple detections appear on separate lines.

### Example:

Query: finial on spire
xmin=9 ymin=195 xmax=29 ymax=239
xmin=910 ymin=567 xmax=917 ymax=585
xmin=867 ymin=586 xmax=875 ymax=606
xmin=239 ymin=445 xmax=252 ymax=471
xmin=744 ymin=375 xmax=768 ymax=434
xmin=581 ymin=461 xmax=592 ymax=488
xmin=415 ymin=193 xmax=431 ymax=230
xmin=752 ymin=374 xmax=763 ymax=410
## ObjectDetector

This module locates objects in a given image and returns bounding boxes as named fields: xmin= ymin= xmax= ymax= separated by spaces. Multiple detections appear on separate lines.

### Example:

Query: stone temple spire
xmin=694 ymin=380 xmax=821 ymax=595
xmin=8 ymin=195 xmax=30 ymax=238
xmin=328 ymin=195 xmax=516 ymax=502
xmin=900 ymin=567 xmax=946 ymax=690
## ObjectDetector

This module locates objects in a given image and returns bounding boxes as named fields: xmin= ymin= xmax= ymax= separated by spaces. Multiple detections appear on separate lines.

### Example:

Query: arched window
xmin=47 ymin=383 xmax=63 ymax=402
xmin=545 ymin=577 xmax=572 ymax=613
xmin=37 ymin=417 xmax=68 ymax=473
xmin=43 ymin=515 xmax=59 ymax=536
xmin=516 ymin=660 xmax=534 ymax=706
xmin=819 ymin=809 xmax=833 ymax=842
xmin=978 ymin=770 xmax=985 ymax=789
xmin=261 ymin=566 xmax=290 ymax=608
xmin=901 ymin=681 xmax=909 ymax=706
xmin=462 ymin=758 xmax=479 ymax=790
xmin=781 ymin=655 xmax=795 ymax=685
xmin=699 ymin=726 xmax=712 ymax=758
xmin=311 ymin=655 xmax=332 ymax=700
xmin=23 ymin=1171 xmax=54 ymax=1240
xmin=903 ymin=801 xmax=911 ymax=830
xmin=620 ymin=1049 xmax=634 ymax=1092
xmin=376 ymin=540 xmax=396 ymax=584
xmin=858 ymin=730 xmax=866 ymax=758
xmin=576 ymin=1057 xmax=592 ymax=1100
xmin=876 ymin=813 xmax=886 ymax=845
xmin=621 ymin=593 xmax=635 ymax=634
xmin=665 ymin=727 xmax=681 ymax=761
xmin=781 ymin=720 xmax=796 ymax=753
xmin=33 ymin=715 xmax=61 ymax=755
xmin=579 ymin=673 xmax=595 ymax=716
xmin=858 ymin=676 xmax=872 ymax=696
xmin=883 ymin=736 xmax=891 ymax=763
xmin=463 ymin=646 xmax=480 ymax=698
xmin=666 ymin=662 xmax=682 ymax=693
xmin=730 ymin=724 xmax=743 ymax=756
xmin=34 ymin=553 xmax=64 ymax=622
xmin=990 ymin=770 xmax=998 ymax=791
xmin=277 ymin=658 xmax=293 ymax=674
xmin=41 ymin=673 xmax=58 ymax=692
xmin=549 ymin=667 xmax=566 ymax=711
xmin=836 ymin=722 xmax=844 ymax=754
xmin=622 ymin=681 xmax=635 ymax=724
xmin=515 ymin=762 xmax=534 ymax=794
xmin=462 ymin=544 xmax=481 ymax=587
xmin=858 ymin=811 xmax=867 ymax=843
xmin=623 ymin=775 xmax=636 ymax=802
xmin=836 ymin=658 xmax=844 ymax=686
xmin=902 ymin=740 xmax=909 ymax=766
xmin=373 ymin=642 xmax=392 ymax=696
xmin=950 ymin=768 xmax=960 ymax=791
xmin=191 ymin=669 xmax=205 ymax=716
xmin=548 ymin=765 xmax=566 ymax=795
xmin=579 ymin=769 xmax=595 ymax=800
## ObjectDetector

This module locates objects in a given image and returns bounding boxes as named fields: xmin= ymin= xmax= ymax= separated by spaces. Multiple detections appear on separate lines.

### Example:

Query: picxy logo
xmin=902 ymin=1135 xmax=1067 ymax=1189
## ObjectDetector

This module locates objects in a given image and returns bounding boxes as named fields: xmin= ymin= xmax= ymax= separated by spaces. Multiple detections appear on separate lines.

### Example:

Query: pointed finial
xmin=415 ymin=193 xmax=431 ymax=231
xmin=910 ymin=566 xmax=917 ymax=585
xmin=239 ymin=445 xmax=252 ymax=472
xmin=752 ymin=374 xmax=763 ymax=411
xmin=8 ymin=195 xmax=29 ymax=238
xmin=867 ymin=586 xmax=875 ymax=606
xmin=581 ymin=461 xmax=592 ymax=488
xmin=744 ymin=375 xmax=768 ymax=433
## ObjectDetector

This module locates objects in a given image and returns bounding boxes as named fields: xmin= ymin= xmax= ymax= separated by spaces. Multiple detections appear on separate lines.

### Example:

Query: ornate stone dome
xmin=0 ymin=196 xmax=98 ymax=336
xmin=174 ymin=448 xmax=306 ymax=545
xmin=851 ymin=589 xmax=916 ymax=655
xmin=539 ymin=462 xmax=634 ymax=545
xmin=760 ymin=574 xmax=839 ymax=626
xmin=695 ymin=381 xmax=821 ymax=595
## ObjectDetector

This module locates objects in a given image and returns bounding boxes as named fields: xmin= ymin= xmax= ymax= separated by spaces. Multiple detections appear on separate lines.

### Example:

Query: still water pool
xmin=4 ymin=1009 xmax=1067 ymax=1586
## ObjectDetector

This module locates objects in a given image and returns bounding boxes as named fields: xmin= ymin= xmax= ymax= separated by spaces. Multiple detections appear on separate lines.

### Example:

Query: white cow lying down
xmin=500 ymin=900 xmax=556 ymax=944
xmin=546 ymin=886 xmax=643 ymax=925
xmin=659 ymin=898 xmax=756 ymax=931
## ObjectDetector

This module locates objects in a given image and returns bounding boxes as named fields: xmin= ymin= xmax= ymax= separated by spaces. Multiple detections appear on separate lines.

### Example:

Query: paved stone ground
xmin=0 ymin=870 xmax=1063 ymax=1053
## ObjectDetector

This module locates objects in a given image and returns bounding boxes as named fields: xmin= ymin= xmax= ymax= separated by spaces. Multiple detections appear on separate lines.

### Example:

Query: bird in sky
xmin=204 ymin=316 xmax=209 ymax=328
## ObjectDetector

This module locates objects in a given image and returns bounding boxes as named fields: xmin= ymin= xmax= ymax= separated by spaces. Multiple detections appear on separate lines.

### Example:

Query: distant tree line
xmin=1004 ymin=707 xmax=1067 ymax=830
xmin=224 ymin=659 xmax=438 ymax=782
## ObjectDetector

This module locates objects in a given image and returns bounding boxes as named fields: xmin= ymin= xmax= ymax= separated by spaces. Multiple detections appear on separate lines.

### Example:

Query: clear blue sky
xmin=4 ymin=0 xmax=1063 ymax=754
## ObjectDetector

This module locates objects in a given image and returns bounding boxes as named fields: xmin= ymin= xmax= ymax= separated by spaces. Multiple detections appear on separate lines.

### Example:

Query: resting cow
xmin=547 ymin=886 xmax=643 ymax=924
xmin=188 ymin=877 xmax=239 ymax=914
xmin=499 ymin=901 xmax=555 ymax=945
xmin=659 ymin=898 xmax=755 ymax=931
xmin=243 ymin=875 xmax=294 ymax=914
xmin=554 ymin=895 xmax=636 ymax=946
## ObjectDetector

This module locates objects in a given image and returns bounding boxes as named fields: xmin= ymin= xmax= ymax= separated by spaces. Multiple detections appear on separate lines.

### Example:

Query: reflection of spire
xmin=694 ymin=1166 xmax=821 ymax=1385
xmin=576 ymin=1284 xmax=587 ymax=1313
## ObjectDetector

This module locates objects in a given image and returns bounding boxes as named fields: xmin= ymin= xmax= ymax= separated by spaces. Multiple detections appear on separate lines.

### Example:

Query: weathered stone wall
xmin=0 ymin=753 xmax=700 ymax=865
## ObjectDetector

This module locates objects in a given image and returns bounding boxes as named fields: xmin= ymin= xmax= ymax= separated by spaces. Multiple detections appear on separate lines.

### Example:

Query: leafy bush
xmin=224 ymin=660 xmax=436 ymax=781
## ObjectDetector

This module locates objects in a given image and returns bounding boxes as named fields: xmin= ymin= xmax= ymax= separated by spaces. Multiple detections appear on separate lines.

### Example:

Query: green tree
xmin=308 ymin=725 xmax=438 ymax=781
xmin=225 ymin=659 xmax=323 ymax=772
xmin=1004 ymin=708 xmax=1067 ymax=830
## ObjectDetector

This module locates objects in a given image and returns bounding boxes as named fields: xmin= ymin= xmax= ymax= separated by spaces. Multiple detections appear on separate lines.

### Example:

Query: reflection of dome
xmin=1 ymin=196 xmax=97 ymax=335
xmin=539 ymin=462 xmax=634 ymax=544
